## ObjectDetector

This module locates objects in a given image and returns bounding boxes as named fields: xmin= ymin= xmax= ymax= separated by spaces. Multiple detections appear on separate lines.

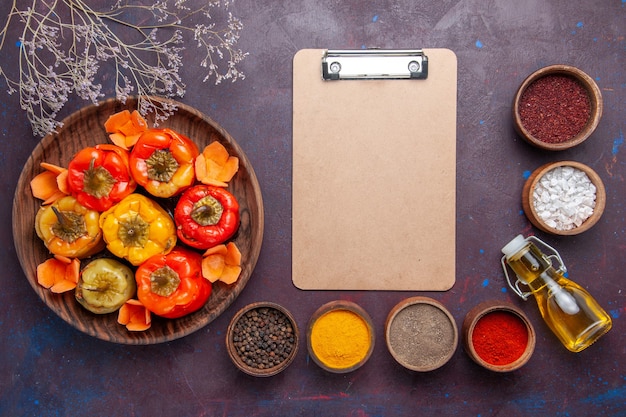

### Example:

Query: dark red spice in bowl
xmin=513 ymin=65 xmax=603 ymax=151
xmin=519 ymin=74 xmax=590 ymax=144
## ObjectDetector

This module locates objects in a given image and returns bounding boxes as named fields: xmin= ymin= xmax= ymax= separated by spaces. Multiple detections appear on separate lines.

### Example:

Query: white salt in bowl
xmin=522 ymin=161 xmax=606 ymax=235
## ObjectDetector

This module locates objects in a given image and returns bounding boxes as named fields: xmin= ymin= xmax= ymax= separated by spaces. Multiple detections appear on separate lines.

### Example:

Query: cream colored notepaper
xmin=292 ymin=48 xmax=457 ymax=290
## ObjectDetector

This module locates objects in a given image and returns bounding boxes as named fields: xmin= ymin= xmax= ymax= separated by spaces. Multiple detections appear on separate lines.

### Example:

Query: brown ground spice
xmin=387 ymin=303 xmax=456 ymax=369
xmin=519 ymin=74 xmax=591 ymax=144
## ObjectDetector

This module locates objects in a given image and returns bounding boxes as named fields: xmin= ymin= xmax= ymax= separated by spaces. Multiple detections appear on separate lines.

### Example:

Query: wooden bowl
xmin=225 ymin=302 xmax=299 ymax=377
xmin=306 ymin=300 xmax=375 ymax=373
xmin=12 ymin=97 xmax=264 ymax=344
xmin=385 ymin=297 xmax=457 ymax=372
xmin=513 ymin=65 xmax=602 ymax=150
xmin=462 ymin=300 xmax=535 ymax=372
xmin=522 ymin=161 xmax=606 ymax=235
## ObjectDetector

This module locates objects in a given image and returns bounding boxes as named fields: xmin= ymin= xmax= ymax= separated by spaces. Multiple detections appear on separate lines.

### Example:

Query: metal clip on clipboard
xmin=321 ymin=49 xmax=428 ymax=80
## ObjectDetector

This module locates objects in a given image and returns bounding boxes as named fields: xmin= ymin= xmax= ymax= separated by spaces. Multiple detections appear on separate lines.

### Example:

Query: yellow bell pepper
xmin=35 ymin=195 xmax=104 ymax=258
xmin=99 ymin=193 xmax=177 ymax=266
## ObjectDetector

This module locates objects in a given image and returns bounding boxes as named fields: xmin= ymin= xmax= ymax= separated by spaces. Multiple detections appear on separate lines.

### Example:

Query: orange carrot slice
xmin=42 ymin=190 xmax=68 ymax=206
xmin=40 ymin=162 xmax=66 ymax=175
xmin=201 ymin=242 xmax=242 ymax=284
xmin=219 ymin=265 xmax=242 ymax=285
xmin=195 ymin=141 xmax=239 ymax=186
xmin=37 ymin=258 xmax=61 ymax=289
xmin=30 ymin=171 xmax=59 ymax=201
xmin=56 ymin=170 xmax=70 ymax=194
xmin=118 ymin=299 xmax=151 ymax=331
xmin=104 ymin=110 xmax=147 ymax=149
xmin=131 ymin=109 xmax=148 ymax=131
xmin=53 ymin=254 xmax=72 ymax=264
xmin=202 ymin=253 xmax=226 ymax=283
xmin=31 ymin=163 xmax=69 ymax=203
xmin=104 ymin=110 xmax=131 ymax=132
xmin=108 ymin=132 xmax=127 ymax=149
xmin=220 ymin=243 xmax=242 ymax=284
xmin=36 ymin=257 xmax=80 ymax=293
xmin=217 ymin=157 xmax=239 ymax=182
xmin=224 ymin=242 xmax=242 ymax=266
xmin=202 ymin=244 xmax=228 ymax=257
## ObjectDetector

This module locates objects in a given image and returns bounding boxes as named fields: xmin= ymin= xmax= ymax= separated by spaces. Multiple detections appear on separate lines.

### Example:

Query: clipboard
xmin=292 ymin=48 xmax=457 ymax=291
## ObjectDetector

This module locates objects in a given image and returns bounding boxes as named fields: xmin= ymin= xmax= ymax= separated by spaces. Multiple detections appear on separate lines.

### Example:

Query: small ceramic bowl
xmin=513 ymin=65 xmax=602 ymax=151
xmin=385 ymin=297 xmax=458 ymax=372
xmin=522 ymin=160 xmax=606 ymax=235
xmin=462 ymin=300 xmax=535 ymax=372
xmin=226 ymin=302 xmax=299 ymax=377
xmin=307 ymin=300 xmax=375 ymax=373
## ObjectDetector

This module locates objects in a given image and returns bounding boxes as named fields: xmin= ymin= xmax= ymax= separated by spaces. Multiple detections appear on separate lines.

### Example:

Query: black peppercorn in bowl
xmin=226 ymin=302 xmax=299 ymax=377
xmin=513 ymin=65 xmax=603 ymax=151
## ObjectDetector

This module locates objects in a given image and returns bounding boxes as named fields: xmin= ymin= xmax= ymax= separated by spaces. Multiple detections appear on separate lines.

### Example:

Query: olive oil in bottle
xmin=501 ymin=235 xmax=612 ymax=353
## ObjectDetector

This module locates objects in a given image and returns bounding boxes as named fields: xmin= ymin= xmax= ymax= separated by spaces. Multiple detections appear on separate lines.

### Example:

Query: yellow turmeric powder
xmin=310 ymin=309 xmax=372 ymax=370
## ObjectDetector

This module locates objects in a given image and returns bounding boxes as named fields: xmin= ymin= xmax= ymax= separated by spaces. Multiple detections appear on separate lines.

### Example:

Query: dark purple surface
xmin=1 ymin=1 xmax=624 ymax=416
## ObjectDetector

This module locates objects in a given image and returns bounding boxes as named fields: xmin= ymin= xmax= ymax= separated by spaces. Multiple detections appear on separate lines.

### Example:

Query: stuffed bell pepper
xmin=99 ymin=193 xmax=177 ymax=266
xmin=135 ymin=247 xmax=212 ymax=319
xmin=129 ymin=128 xmax=199 ymax=198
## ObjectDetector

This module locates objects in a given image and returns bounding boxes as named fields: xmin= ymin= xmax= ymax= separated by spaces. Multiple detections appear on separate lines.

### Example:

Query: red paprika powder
xmin=471 ymin=311 xmax=528 ymax=366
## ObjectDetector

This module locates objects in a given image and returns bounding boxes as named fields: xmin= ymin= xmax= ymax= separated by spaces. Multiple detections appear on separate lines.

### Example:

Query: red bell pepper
xmin=67 ymin=144 xmax=137 ymax=212
xmin=174 ymin=185 xmax=240 ymax=250
xmin=129 ymin=128 xmax=199 ymax=198
xmin=135 ymin=247 xmax=212 ymax=319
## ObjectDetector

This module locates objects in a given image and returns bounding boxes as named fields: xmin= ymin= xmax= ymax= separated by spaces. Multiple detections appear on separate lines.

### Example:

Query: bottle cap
xmin=501 ymin=235 xmax=527 ymax=258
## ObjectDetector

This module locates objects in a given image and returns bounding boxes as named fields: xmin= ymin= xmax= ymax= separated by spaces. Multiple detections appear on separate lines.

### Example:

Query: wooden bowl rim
xmin=384 ymin=296 xmax=458 ymax=372
xmin=225 ymin=301 xmax=300 ymax=377
xmin=522 ymin=160 xmax=606 ymax=235
xmin=513 ymin=64 xmax=603 ymax=151
xmin=306 ymin=300 xmax=375 ymax=374
xmin=462 ymin=300 xmax=536 ymax=372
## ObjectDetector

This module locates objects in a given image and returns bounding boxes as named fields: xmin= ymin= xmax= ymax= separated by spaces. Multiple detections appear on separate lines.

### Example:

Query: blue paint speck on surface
xmin=581 ymin=386 xmax=626 ymax=408
xmin=16 ymin=40 xmax=22 ymax=47
xmin=510 ymin=396 xmax=547 ymax=412
xmin=612 ymin=133 xmax=624 ymax=155
xmin=523 ymin=170 xmax=531 ymax=180
xmin=609 ymin=308 xmax=621 ymax=319
xmin=576 ymin=21 xmax=584 ymax=28
xmin=475 ymin=40 xmax=483 ymax=48
xmin=501 ymin=287 xmax=507 ymax=293
xmin=479 ymin=248 xmax=485 ymax=254
xmin=479 ymin=120 xmax=485 ymax=125
xmin=482 ymin=279 xmax=489 ymax=287
xmin=372 ymin=15 xmax=379 ymax=22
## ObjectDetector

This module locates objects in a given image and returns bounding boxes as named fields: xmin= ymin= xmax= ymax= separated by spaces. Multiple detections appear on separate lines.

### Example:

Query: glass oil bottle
xmin=501 ymin=235 xmax=612 ymax=352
